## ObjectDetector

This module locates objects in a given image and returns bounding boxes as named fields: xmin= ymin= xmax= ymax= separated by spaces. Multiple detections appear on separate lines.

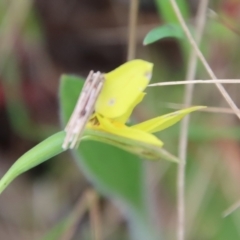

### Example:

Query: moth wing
xmin=63 ymin=72 xmax=104 ymax=149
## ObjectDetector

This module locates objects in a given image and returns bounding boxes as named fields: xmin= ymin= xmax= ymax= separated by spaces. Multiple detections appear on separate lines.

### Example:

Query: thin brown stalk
xmin=127 ymin=0 xmax=139 ymax=61
xmin=60 ymin=189 xmax=101 ymax=240
xmin=87 ymin=190 xmax=102 ymax=240
xmin=169 ymin=0 xmax=240 ymax=120
xmin=60 ymin=190 xmax=96 ymax=240
xmin=172 ymin=0 xmax=209 ymax=239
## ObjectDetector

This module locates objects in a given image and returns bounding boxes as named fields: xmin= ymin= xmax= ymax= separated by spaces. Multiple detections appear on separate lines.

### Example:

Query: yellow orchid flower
xmin=80 ymin=59 xmax=205 ymax=161
xmin=63 ymin=59 xmax=205 ymax=160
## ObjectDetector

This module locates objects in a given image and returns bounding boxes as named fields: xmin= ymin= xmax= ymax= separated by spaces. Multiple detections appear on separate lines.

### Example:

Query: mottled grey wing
xmin=62 ymin=71 xmax=105 ymax=149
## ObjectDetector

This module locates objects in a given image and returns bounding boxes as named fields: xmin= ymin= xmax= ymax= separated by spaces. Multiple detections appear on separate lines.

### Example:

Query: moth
xmin=62 ymin=71 xmax=105 ymax=149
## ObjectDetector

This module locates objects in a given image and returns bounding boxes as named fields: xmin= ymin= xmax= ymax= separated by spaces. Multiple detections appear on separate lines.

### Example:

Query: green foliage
xmin=0 ymin=131 xmax=65 ymax=194
xmin=154 ymin=0 xmax=189 ymax=23
xmin=143 ymin=23 xmax=185 ymax=45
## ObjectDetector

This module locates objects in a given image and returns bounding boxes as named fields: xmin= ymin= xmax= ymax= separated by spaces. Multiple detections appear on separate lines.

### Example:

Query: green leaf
xmin=82 ymin=132 xmax=179 ymax=162
xmin=0 ymin=131 xmax=65 ymax=194
xmin=143 ymin=23 xmax=185 ymax=45
xmin=155 ymin=0 xmax=189 ymax=23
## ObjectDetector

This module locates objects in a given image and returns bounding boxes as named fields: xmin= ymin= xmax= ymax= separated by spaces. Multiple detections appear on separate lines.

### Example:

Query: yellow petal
xmin=132 ymin=106 xmax=206 ymax=133
xmin=114 ymin=92 xmax=146 ymax=123
xmin=95 ymin=114 xmax=163 ymax=147
xmin=95 ymin=59 xmax=153 ymax=119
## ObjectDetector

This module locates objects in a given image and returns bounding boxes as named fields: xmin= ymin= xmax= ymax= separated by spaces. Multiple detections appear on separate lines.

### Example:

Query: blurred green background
xmin=0 ymin=0 xmax=240 ymax=239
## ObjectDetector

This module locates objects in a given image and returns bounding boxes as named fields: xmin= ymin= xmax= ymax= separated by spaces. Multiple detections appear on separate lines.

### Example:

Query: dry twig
xmin=169 ymin=0 xmax=240 ymax=119
xmin=127 ymin=0 xmax=139 ymax=60
xmin=170 ymin=1 xmax=209 ymax=240
xmin=148 ymin=79 xmax=240 ymax=87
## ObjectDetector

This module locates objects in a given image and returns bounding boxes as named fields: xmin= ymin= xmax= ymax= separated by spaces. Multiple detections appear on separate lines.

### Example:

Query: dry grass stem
xmin=170 ymin=0 xmax=240 ymax=120
xmin=87 ymin=190 xmax=102 ymax=240
xmin=60 ymin=189 xmax=101 ymax=240
xmin=148 ymin=79 xmax=240 ymax=87
xmin=60 ymin=189 xmax=97 ymax=240
xmin=172 ymin=0 xmax=209 ymax=239
xmin=127 ymin=0 xmax=139 ymax=60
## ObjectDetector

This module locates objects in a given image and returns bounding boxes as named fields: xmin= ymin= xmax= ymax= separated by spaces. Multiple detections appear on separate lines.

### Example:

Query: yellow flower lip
xmin=87 ymin=106 xmax=206 ymax=150
xmin=95 ymin=59 xmax=153 ymax=119
xmin=87 ymin=113 xmax=164 ymax=147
